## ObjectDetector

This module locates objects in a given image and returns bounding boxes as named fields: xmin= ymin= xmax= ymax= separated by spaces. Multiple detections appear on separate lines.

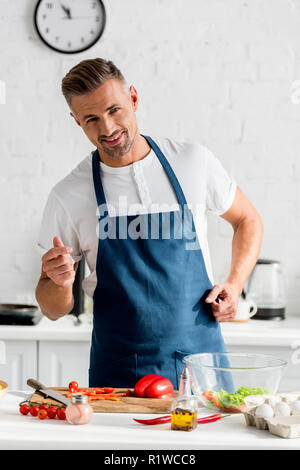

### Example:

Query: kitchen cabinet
xmin=0 ymin=340 xmax=37 ymax=390
xmin=38 ymin=340 xmax=90 ymax=387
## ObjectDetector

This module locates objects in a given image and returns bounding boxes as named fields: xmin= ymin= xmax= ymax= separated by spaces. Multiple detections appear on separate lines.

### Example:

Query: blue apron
xmin=89 ymin=135 xmax=227 ymax=390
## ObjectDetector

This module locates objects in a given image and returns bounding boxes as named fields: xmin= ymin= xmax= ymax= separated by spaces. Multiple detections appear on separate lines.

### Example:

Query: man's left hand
xmin=205 ymin=283 xmax=240 ymax=322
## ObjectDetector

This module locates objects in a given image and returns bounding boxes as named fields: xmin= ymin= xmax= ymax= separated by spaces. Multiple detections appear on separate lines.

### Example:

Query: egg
xmin=265 ymin=396 xmax=281 ymax=408
xmin=255 ymin=403 xmax=274 ymax=419
xmin=274 ymin=401 xmax=291 ymax=417
xmin=291 ymin=400 xmax=300 ymax=416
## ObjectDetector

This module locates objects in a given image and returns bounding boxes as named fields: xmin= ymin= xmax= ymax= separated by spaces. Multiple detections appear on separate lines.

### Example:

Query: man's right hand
xmin=41 ymin=236 xmax=76 ymax=287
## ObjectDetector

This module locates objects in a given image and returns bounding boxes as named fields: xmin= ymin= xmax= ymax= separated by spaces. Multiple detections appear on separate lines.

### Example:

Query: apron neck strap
xmin=141 ymin=135 xmax=187 ymax=207
xmin=92 ymin=148 xmax=106 ymax=208
xmin=92 ymin=136 xmax=188 ymax=208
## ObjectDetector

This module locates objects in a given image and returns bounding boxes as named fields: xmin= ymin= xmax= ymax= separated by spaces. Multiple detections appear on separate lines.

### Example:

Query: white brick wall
xmin=0 ymin=0 xmax=299 ymax=315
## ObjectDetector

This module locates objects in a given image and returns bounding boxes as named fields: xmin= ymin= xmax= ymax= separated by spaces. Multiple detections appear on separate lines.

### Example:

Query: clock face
xmin=34 ymin=0 xmax=106 ymax=54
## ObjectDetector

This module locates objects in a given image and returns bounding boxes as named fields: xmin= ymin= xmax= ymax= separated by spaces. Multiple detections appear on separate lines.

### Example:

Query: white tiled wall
xmin=1 ymin=0 xmax=300 ymax=314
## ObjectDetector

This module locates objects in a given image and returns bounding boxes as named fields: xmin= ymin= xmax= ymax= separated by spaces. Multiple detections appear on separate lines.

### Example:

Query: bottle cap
xmin=71 ymin=394 xmax=89 ymax=404
xmin=180 ymin=366 xmax=190 ymax=381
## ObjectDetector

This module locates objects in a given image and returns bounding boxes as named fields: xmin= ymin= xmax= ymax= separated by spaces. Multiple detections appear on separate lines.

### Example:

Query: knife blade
xmin=27 ymin=378 xmax=70 ymax=406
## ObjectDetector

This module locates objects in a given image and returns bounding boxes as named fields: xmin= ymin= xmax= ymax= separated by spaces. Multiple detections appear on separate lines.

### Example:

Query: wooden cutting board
xmin=30 ymin=388 xmax=178 ymax=414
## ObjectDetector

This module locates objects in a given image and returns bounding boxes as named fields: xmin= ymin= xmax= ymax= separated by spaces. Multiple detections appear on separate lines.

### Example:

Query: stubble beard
xmin=99 ymin=128 xmax=137 ymax=160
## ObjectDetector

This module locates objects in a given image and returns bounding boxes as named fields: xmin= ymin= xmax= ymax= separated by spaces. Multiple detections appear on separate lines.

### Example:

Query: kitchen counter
xmin=0 ymin=313 xmax=92 ymax=341
xmin=1 ymin=313 xmax=300 ymax=347
xmin=1 ymin=390 xmax=299 ymax=450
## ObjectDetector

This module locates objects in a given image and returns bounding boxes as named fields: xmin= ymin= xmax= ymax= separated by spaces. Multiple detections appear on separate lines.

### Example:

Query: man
xmin=36 ymin=58 xmax=263 ymax=389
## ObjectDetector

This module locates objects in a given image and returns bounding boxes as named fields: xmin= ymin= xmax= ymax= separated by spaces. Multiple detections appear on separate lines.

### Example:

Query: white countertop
xmin=0 ymin=313 xmax=300 ymax=347
xmin=0 ymin=313 xmax=93 ymax=341
xmin=1 ymin=390 xmax=300 ymax=450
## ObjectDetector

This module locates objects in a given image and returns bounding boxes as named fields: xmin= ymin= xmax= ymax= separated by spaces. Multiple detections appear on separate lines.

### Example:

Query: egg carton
xmin=242 ymin=392 xmax=300 ymax=438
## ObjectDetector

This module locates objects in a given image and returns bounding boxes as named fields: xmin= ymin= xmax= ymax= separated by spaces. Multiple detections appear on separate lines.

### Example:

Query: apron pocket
xmin=89 ymin=352 xmax=138 ymax=388
xmin=175 ymin=350 xmax=192 ymax=390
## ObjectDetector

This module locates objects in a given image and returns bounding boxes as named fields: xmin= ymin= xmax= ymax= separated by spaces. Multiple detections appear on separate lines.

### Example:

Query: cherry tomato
xmin=144 ymin=377 xmax=174 ymax=398
xmin=212 ymin=396 xmax=222 ymax=409
xmin=47 ymin=407 xmax=57 ymax=419
xmin=68 ymin=381 xmax=78 ymax=391
xmin=30 ymin=405 xmax=40 ymax=417
xmin=19 ymin=403 xmax=30 ymax=415
xmin=38 ymin=404 xmax=49 ymax=411
xmin=57 ymin=407 xmax=66 ymax=420
xmin=134 ymin=374 xmax=162 ymax=397
xmin=38 ymin=409 xmax=48 ymax=420
xmin=68 ymin=387 xmax=75 ymax=394
xmin=103 ymin=387 xmax=114 ymax=394
xmin=203 ymin=391 xmax=214 ymax=402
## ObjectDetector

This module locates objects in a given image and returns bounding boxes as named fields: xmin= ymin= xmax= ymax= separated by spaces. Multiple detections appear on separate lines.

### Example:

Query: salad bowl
xmin=183 ymin=353 xmax=287 ymax=413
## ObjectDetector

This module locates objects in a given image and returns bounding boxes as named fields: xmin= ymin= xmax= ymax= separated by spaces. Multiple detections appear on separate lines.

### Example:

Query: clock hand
xmin=60 ymin=3 xmax=72 ymax=19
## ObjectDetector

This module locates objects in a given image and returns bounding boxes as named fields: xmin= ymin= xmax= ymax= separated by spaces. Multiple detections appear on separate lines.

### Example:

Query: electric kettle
xmin=243 ymin=259 xmax=286 ymax=320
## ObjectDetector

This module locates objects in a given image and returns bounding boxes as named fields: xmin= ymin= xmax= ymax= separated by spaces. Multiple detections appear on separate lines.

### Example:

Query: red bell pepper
xmin=134 ymin=374 xmax=162 ymax=397
xmin=144 ymin=377 xmax=174 ymax=399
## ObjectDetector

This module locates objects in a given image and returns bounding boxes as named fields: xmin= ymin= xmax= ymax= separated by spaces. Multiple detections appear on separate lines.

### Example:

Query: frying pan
xmin=0 ymin=304 xmax=42 ymax=325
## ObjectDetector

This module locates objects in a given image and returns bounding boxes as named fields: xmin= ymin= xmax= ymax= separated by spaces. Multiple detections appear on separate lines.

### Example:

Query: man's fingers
xmin=52 ymin=270 xmax=76 ymax=287
xmin=46 ymin=263 xmax=74 ymax=277
xmin=43 ymin=254 xmax=74 ymax=271
xmin=215 ymin=313 xmax=236 ymax=322
xmin=53 ymin=236 xmax=64 ymax=248
xmin=211 ymin=299 xmax=232 ymax=313
xmin=205 ymin=285 xmax=223 ymax=303
xmin=42 ymin=246 xmax=72 ymax=263
xmin=214 ymin=308 xmax=237 ymax=321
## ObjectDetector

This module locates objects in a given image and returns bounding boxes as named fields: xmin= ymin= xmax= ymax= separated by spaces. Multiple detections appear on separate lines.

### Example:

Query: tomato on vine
xmin=38 ymin=409 xmax=48 ymax=420
xmin=30 ymin=405 xmax=40 ymax=417
xmin=38 ymin=404 xmax=49 ymax=411
xmin=47 ymin=407 xmax=57 ymax=419
xmin=19 ymin=403 xmax=30 ymax=415
xmin=57 ymin=407 xmax=66 ymax=420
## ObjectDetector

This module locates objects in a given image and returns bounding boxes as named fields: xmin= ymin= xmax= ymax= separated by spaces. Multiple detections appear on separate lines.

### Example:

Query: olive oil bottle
xmin=171 ymin=366 xmax=198 ymax=431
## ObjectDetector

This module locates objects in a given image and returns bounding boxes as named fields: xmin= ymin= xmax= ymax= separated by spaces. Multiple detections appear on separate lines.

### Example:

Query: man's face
xmin=70 ymin=78 xmax=138 ymax=159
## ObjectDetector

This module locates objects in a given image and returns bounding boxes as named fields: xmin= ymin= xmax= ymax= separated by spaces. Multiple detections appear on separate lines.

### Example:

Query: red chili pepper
xmin=197 ymin=414 xmax=224 ymax=424
xmin=133 ymin=413 xmax=226 ymax=425
xmin=133 ymin=415 xmax=172 ymax=425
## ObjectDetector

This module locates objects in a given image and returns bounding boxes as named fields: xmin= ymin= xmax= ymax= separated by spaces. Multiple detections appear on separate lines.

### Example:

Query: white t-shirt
xmin=37 ymin=135 xmax=236 ymax=298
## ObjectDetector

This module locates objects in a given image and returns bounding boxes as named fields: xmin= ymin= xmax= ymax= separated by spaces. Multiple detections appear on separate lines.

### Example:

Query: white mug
xmin=233 ymin=297 xmax=258 ymax=322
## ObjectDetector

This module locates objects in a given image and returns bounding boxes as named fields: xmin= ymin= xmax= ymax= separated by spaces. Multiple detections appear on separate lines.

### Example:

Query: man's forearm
xmin=226 ymin=213 xmax=263 ymax=295
xmin=35 ymin=277 xmax=74 ymax=321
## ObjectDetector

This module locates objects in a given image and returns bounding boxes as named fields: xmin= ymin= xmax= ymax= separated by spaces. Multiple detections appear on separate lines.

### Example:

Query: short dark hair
xmin=61 ymin=58 xmax=127 ymax=107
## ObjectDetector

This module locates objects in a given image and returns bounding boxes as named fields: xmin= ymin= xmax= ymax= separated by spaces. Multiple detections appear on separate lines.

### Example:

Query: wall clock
xmin=34 ymin=0 xmax=106 ymax=54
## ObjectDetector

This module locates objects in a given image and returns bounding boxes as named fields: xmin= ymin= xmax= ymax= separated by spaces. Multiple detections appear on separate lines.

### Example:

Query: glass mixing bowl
xmin=183 ymin=353 xmax=287 ymax=413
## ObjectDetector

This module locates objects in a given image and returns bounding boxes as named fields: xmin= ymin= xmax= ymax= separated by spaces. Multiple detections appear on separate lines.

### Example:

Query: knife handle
xmin=27 ymin=378 xmax=47 ymax=391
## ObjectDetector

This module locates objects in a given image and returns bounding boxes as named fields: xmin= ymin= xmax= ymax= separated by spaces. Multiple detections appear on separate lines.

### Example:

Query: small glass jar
xmin=171 ymin=395 xmax=198 ymax=431
xmin=171 ymin=366 xmax=198 ymax=431
xmin=66 ymin=394 xmax=93 ymax=425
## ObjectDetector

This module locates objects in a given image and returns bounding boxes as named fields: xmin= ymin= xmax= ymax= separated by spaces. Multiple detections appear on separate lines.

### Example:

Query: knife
xmin=27 ymin=378 xmax=70 ymax=406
